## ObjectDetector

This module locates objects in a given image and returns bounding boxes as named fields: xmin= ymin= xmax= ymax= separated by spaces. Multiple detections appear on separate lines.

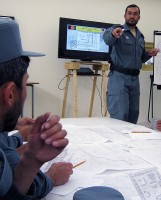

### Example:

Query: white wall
xmin=1 ymin=0 xmax=161 ymax=122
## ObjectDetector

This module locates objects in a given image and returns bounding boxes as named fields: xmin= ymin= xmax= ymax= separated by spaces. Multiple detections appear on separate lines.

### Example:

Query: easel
xmin=148 ymin=75 xmax=155 ymax=121
xmin=148 ymin=31 xmax=161 ymax=122
xmin=21 ymin=81 xmax=39 ymax=118
xmin=148 ymin=31 xmax=161 ymax=121
xmin=61 ymin=61 xmax=109 ymax=118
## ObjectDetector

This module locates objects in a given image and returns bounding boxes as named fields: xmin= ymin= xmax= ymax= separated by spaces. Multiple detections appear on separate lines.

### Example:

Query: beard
xmin=126 ymin=19 xmax=138 ymax=27
xmin=2 ymin=97 xmax=23 ymax=132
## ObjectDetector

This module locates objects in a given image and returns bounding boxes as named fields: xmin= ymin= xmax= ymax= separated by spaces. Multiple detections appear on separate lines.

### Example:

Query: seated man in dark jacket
xmin=0 ymin=17 xmax=73 ymax=199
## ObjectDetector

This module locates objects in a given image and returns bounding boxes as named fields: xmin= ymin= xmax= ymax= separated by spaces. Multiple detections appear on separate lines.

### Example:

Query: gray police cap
xmin=0 ymin=17 xmax=45 ymax=63
xmin=73 ymin=186 xmax=125 ymax=200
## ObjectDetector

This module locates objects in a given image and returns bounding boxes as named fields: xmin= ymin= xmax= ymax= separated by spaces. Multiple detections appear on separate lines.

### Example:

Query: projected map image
xmin=66 ymin=24 xmax=109 ymax=53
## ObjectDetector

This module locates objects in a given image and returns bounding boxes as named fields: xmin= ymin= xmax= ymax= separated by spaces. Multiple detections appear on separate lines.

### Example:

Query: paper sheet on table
xmin=102 ymin=168 xmax=161 ymax=200
xmin=130 ymin=168 xmax=161 ymax=200
xmin=119 ymin=140 xmax=161 ymax=168
xmin=121 ymin=125 xmax=153 ymax=134
xmin=131 ymin=148 xmax=161 ymax=168
xmin=118 ymin=140 xmax=161 ymax=155
xmin=40 ymin=143 xmax=108 ymax=175
xmin=64 ymin=125 xmax=131 ymax=143
xmin=129 ymin=132 xmax=161 ymax=140
xmin=97 ymin=171 xmax=141 ymax=200
xmin=65 ymin=125 xmax=108 ymax=144
xmin=41 ymin=142 xmax=152 ymax=175
xmin=90 ymin=143 xmax=152 ymax=170
xmin=88 ymin=126 xmax=131 ymax=142
xmin=50 ymin=170 xmax=104 ymax=195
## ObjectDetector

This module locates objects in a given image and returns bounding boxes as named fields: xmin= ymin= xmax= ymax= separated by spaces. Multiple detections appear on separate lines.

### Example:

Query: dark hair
xmin=0 ymin=56 xmax=30 ymax=89
xmin=125 ymin=4 xmax=140 ymax=15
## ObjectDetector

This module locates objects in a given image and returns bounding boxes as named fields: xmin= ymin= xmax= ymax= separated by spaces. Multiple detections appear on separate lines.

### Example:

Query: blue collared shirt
xmin=0 ymin=132 xmax=53 ymax=199
xmin=103 ymin=23 xmax=151 ymax=70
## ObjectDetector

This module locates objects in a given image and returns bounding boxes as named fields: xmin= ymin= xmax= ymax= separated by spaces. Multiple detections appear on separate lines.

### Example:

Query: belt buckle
xmin=124 ymin=68 xmax=130 ymax=75
xmin=131 ymin=70 xmax=135 ymax=76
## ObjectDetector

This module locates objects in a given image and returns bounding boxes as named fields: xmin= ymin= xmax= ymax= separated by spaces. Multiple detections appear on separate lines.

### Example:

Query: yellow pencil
xmin=131 ymin=131 xmax=151 ymax=133
xmin=73 ymin=161 xmax=86 ymax=168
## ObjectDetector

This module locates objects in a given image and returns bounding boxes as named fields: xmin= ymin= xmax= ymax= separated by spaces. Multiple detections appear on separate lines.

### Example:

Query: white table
xmin=42 ymin=117 xmax=161 ymax=200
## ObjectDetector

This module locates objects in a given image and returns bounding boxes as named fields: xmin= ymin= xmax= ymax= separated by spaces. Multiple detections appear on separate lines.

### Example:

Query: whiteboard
xmin=154 ymin=31 xmax=161 ymax=85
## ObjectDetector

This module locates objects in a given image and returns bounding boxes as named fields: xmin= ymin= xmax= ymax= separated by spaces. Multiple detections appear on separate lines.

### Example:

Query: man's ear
xmin=3 ymin=82 xmax=16 ymax=107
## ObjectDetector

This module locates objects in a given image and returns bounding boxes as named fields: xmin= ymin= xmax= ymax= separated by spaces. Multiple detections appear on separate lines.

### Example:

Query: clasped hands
xmin=16 ymin=113 xmax=73 ymax=186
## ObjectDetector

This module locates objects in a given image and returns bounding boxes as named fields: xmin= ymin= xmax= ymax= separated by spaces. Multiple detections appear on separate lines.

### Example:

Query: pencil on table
xmin=73 ymin=161 xmax=86 ymax=168
xmin=131 ymin=131 xmax=151 ymax=133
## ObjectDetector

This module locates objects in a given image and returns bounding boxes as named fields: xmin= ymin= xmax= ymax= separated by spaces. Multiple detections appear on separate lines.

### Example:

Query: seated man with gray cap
xmin=0 ymin=17 xmax=73 ymax=199
xmin=73 ymin=186 xmax=125 ymax=200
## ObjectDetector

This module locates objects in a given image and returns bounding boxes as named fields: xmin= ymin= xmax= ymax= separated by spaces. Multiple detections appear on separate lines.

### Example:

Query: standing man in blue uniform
xmin=103 ymin=4 xmax=159 ymax=124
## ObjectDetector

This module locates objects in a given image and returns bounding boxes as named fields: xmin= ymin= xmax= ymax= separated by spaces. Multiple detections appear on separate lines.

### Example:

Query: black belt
xmin=110 ymin=65 xmax=140 ymax=76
